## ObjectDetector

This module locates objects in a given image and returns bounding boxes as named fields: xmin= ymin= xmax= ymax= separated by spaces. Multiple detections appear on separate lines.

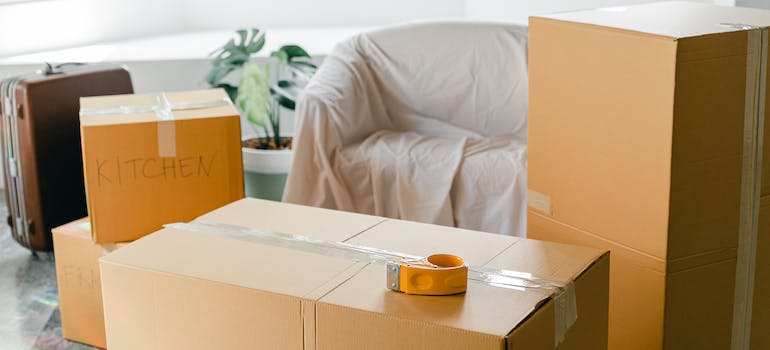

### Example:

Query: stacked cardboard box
xmin=527 ymin=2 xmax=770 ymax=349
xmin=99 ymin=198 xmax=610 ymax=349
xmin=79 ymin=88 xmax=244 ymax=242
xmin=52 ymin=218 xmax=124 ymax=349
xmin=52 ymin=88 xmax=245 ymax=348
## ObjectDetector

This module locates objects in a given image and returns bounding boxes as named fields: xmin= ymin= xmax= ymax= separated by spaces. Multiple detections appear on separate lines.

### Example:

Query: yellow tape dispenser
xmin=386 ymin=254 xmax=468 ymax=295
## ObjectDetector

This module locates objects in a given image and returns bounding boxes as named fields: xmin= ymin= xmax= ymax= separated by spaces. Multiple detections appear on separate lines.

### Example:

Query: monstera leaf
xmin=270 ymin=45 xmax=310 ymax=64
xmin=237 ymin=64 xmax=272 ymax=127
xmin=268 ymin=45 xmax=317 ymax=110
xmin=206 ymin=28 xmax=266 ymax=87
xmin=271 ymin=80 xmax=300 ymax=110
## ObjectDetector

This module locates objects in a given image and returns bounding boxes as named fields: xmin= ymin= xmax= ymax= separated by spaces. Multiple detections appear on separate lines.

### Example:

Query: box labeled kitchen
xmin=80 ymin=89 xmax=244 ymax=243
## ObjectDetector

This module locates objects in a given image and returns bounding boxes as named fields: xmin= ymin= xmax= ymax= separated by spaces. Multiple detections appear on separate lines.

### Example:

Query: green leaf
xmin=205 ymin=65 xmax=236 ymax=86
xmin=270 ymin=44 xmax=311 ymax=66
xmin=216 ymin=83 xmax=238 ymax=103
xmin=210 ymin=28 xmax=265 ymax=58
xmin=271 ymin=80 xmax=300 ymax=110
xmin=289 ymin=60 xmax=317 ymax=69
xmin=207 ymin=28 xmax=266 ymax=86
xmin=237 ymin=64 xmax=272 ymax=127
xmin=235 ymin=29 xmax=247 ymax=46
xmin=279 ymin=45 xmax=311 ymax=61
xmin=270 ymin=50 xmax=289 ymax=65
xmin=248 ymin=30 xmax=266 ymax=53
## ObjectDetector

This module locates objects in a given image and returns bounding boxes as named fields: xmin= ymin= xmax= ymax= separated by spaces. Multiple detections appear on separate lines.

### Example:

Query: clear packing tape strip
xmin=79 ymin=92 xmax=232 ymax=157
xmin=166 ymin=221 xmax=578 ymax=347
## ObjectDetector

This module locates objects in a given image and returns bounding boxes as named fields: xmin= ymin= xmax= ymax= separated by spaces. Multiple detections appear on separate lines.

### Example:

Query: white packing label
xmin=527 ymin=189 xmax=552 ymax=215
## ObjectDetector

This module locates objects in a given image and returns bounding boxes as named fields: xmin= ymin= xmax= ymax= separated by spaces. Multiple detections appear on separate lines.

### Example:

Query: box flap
xmin=345 ymin=219 xmax=518 ymax=265
xmin=52 ymin=217 xmax=92 ymax=238
xmin=196 ymin=198 xmax=385 ymax=242
xmin=484 ymin=238 xmax=607 ymax=285
xmin=80 ymin=89 xmax=239 ymax=126
xmin=101 ymin=228 xmax=363 ymax=299
xmin=535 ymin=1 xmax=770 ymax=39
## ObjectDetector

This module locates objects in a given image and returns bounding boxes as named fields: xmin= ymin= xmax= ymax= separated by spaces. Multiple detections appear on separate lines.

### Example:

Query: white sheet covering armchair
xmin=283 ymin=22 xmax=529 ymax=236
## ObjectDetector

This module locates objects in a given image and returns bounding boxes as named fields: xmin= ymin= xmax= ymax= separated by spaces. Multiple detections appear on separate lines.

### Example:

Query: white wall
xmin=5 ymin=0 xmax=740 ymax=58
xmin=182 ymin=0 xmax=465 ymax=29
xmin=465 ymin=0 xmax=725 ymax=24
xmin=0 ymin=0 xmax=186 ymax=57
xmin=0 ymin=0 xmax=465 ymax=57
xmin=736 ymin=0 xmax=770 ymax=9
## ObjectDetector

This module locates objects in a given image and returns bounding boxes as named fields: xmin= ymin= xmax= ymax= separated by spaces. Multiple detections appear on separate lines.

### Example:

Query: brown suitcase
xmin=0 ymin=63 xmax=133 ymax=251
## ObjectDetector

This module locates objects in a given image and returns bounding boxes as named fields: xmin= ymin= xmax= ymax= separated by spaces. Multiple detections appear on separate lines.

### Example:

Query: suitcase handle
xmin=40 ymin=62 xmax=86 ymax=76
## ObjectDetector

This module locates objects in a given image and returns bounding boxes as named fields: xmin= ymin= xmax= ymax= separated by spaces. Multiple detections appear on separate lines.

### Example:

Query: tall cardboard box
xmin=527 ymin=2 xmax=770 ymax=349
xmin=80 ymin=89 xmax=244 ymax=243
xmin=753 ymin=196 xmax=770 ymax=349
xmin=52 ymin=218 xmax=126 ymax=349
xmin=99 ymin=198 xmax=609 ymax=349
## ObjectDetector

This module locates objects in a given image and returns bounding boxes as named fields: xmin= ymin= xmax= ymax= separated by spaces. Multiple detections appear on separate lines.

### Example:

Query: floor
xmin=0 ymin=194 xmax=96 ymax=350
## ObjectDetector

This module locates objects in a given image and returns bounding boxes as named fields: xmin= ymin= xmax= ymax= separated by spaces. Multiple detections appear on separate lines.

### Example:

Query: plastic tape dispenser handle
xmin=386 ymin=254 xmax=468 ymax=295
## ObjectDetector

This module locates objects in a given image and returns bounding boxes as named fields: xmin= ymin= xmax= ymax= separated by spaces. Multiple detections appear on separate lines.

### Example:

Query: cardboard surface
xmin=52 ymin=217 xmax=125 ymax=349
xmin=752 ymin=196 xmax=770 ymax=349
xmin=540 ymin=1 xmax=770 ymax=39
xmin=101 ymin=228 xmax=367 ymax=350
xmin=528 ymin=210 xmax=664 ymax=350
xmin=100 ymin=202 xmax=608 ymax=350
xmin=528 ymin=15 xmax=677 ymax=260
xmin=80 ymin=89 xmax=244 ymax=243
xmin=528 ymin=4 xmax=770 ymax=348
xmin=196 ymin=197 xmax=385 ymax=242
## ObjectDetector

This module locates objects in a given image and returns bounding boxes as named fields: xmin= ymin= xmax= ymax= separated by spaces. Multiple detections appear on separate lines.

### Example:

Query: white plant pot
xmin=241 ymin=146 xmax=294 ymax=201
xmin=242 ymin=147 xmax=294 ymax=174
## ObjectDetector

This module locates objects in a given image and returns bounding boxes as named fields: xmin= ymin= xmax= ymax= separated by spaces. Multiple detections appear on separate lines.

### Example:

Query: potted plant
xmin=206 ymin=28 xmax=317 ymax=200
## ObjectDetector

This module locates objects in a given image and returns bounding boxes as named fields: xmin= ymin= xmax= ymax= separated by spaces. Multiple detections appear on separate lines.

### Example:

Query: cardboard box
xmin=528 ymin=210 xmax=738 ymax=350
xmin=528 ymin=3 xmax=770 ymax=349
xmin=752 ymin=196 xmax=770 ymax=349
xmin=100 ymin=198 xmax=609 ymax=349
xmin=80 ymin=89 xmax=244 ymax=243
xmin=52 ymin=217 xmax=126 ymax=349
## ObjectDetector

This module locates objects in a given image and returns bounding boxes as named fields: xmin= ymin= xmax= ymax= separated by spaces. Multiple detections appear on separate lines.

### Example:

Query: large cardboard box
xmin=753 ymin=196 xmax=770 ymax=349
xmin=52 ymin=217 xmax=126 ymax=349
xmin=80 ymin=89 xmax=244 ymax=243
xmin=100 ymin=198 xmax=609 ymax=349
xmin=527 ymin=2 xmax=770 ymax=349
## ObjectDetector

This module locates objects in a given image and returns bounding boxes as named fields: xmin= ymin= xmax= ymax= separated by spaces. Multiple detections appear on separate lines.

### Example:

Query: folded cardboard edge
xmin=80 ymin=88 xmax=238 ymax=126
xmin=529 ymin=16 xmax=677 ymax=41
xmin=80 ymin=111 xmax=240 ymax=128
xmin=502 ymin=251 xmax=610 ymax=347
xmin=528 ymin=204 xmax=746 ymax=277
xmin=312 ymin=301 xmax=506 ymax=349
xmin=530 ymin=4 xmax=770 ymax=40
xmin=52 ymin=217 xmax=90 ymax=234
xmin=528 ymin=208 xmax=665 ymax=270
